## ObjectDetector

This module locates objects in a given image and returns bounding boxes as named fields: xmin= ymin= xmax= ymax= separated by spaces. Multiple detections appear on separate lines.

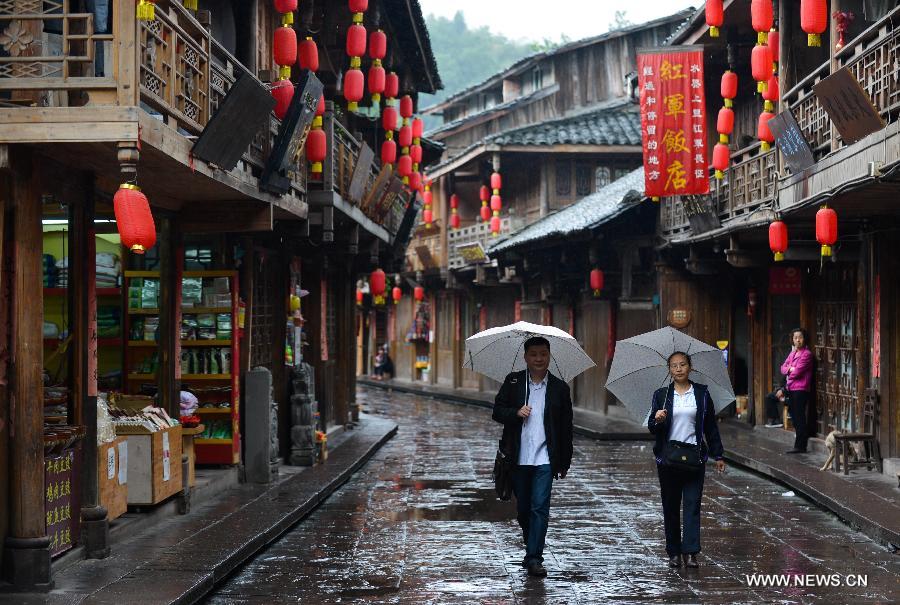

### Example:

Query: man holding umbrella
xmin=492 ymin=336 xmax=574 ymax=578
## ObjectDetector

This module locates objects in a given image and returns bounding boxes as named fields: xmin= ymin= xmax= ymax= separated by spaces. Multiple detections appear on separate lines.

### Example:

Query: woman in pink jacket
xmin=780 ymin=328 xmax=814 ymax=453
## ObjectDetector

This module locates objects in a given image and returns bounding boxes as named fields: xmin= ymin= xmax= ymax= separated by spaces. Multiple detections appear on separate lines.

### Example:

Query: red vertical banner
xmin=638 ymin=47 xmax=709 ymax=198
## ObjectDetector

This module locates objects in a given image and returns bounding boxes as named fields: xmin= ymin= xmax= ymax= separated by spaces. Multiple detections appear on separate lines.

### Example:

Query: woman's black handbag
xmin=492 ymin=445 xmax=514 ymax=501
xmin=663 ymin=440 xmax=703 ymax=471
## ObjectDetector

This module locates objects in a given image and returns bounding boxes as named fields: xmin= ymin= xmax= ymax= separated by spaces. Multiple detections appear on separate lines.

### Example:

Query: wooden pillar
xmin=157 ymin=216 xmax=179 ymax=419
xmin=2 ymin=148 xmax=51 ymax=589
xmin=71 ymin=173 xmax=109 ymax=558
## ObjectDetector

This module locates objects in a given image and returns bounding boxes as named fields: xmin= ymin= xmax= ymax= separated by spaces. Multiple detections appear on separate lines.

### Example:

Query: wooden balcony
xmin=0 ymin=0 xmax=304 ymax=214
xmin=311 ymin=103 xmax=411 ymax=243
xmin=447 ymin=218 xmax=512 ymax=270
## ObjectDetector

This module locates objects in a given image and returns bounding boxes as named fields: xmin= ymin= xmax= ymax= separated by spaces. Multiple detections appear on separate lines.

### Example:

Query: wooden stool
xmin=833 ymin=390 xmax=882 ymax=475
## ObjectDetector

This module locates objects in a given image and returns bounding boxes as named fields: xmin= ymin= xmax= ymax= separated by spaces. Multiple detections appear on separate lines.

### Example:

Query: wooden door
xmin=393 ymin=298 xmax=413 ymax=382
xmin=460 ymin=295 xmax=480 ymax=389
xmin=575 ymin=299 xmax=609 ymax=412
xmin=435 ymin=292 xmax=455 ymax=386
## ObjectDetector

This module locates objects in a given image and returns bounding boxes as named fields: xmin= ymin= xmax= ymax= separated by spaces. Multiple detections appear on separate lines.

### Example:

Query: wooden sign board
xmin=682 ymin=195 xmax=721 ymax=234
xmin=192 ymin=73 xmax=275 ymax=171
xmin=667 ymin=308 xmax=692 ymax=329
xmin=261 ymin=71 xmax=325 ymax=194
xmin=813 ymin=67 xmax=885 ymax=145
xmin=768 ymin=109 xmax=815 ymax=172
xmin=456 ymin=241 xmax=488 ymax=264
xmin=347 ymin=143 xmax=374 ymax=203
xmin=415 ymin=245 xmax=436 ymax=269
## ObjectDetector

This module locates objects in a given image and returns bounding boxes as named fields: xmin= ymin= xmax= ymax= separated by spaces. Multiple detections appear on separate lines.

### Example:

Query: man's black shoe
xmin=786 ymin=449 xmax=807 ymax=454
xmin=526 ymin=562 xmax=547 ymax=577
xmin=668 ymin=555 xmax=681 ymax=568
xmin=684 ymin=554 xmax=699 ymax=568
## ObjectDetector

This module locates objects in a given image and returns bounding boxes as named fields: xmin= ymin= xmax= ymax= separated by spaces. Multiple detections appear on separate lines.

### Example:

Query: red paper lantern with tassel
xmin=721 ymin=70 xmax=738 ymax=106
xmin=450 ymin=213 xmax=461 ymax=229
xmin=408 ymin=171 xmax=422 ymax=192
xmin=712 ymin=142 xmax=730 ymax=180
xmin=349 ymin=0 xmax=368 ymax=12
xmin=590 ymin=269 xmax=604 ymax=297
xmin=399 ymin=95 xmax=413 ymax=119
xmin=385 ymin=72 xmax=399 ymax=99
xmin=412 ymin=118 xmax=424 ymax=142
xmin=368 ymin=63 xmax=385 ymax=100
xmin=306 ymin=128 xmax=327 ymax=174
xmin=392 ymin=286 xmax=402 ymax=304
xmin=491 ymin=172 xmax=502 ymax=190
xmin=768 ymin=29 xmax=780 ymax=63
xmin=706 ymin=0 xmax=723 ymax=37
xmin=346 ymin=24 xmax=367 ymax=57
xmin=762 ymin=75 xmax=779 ymax=111
xmin=397 ymin=154 xmax=412 ymax=178
xmin=490 ymin=216 xmax=501 ymax=236
xmin=758 ymin=111 xmax=775 ymax=151
xmin=716 ymin=107 xmax=734 ymax=136
xmin=274 ymin=0 xmax=297 ymax=12
xmin=274 ymin=26 xmax=297 ymax=76
xmin=769 ymin=220 xmax=788 ymax=261
xmin=344 ymin=68 xmax=364 ymax=111
xmin=816 ymin=206 xmax=838 ymax=256
xmin=480 ymin=205 xmax=491 ymax=222
xmin=114 ymin=184 xmax=157 ymax=254
xmin=298 ymin=37 xmax=319 ymax=72
xmin=382 ymin=106 xmax=398 ymax=131
xmin=751 ymin=0 xmax=774 ymax=44
xmin=369 ymin=30 xmax=387 ymax=60
xmin=316 ymin=94 xmax=325 ymax=117
xmin=414 ymin=286 xmax=424 ymax=302
xmin=381 ymin=139 xmax=397 ymax=165
xmin=751 ymin=45 xmax=772 ymax=93
xmin=271 ymin=79 xmax=294 ymax=120
xmin=356 ymin=289 xmax=364 ymax=305
xmin=422 ymin=208 xmax=433 ymax=225
xmin=370 ymin=269 xmax=386 ymax=298
xmin=398 ymin=125 xmax=412 ymax=148
xmin=409 ymin=144 xmax=423 ymax=164
xmin=801 ymin=0 xmax=828 ymax=47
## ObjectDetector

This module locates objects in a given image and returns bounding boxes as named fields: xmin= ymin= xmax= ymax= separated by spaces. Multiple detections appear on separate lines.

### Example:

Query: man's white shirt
xmin=519 ymin=373 xmax=551 ymax=466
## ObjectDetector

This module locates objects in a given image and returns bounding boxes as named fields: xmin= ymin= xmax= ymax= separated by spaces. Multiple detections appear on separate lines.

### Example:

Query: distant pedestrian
xmin=492 ymin=336 xmax=574 ymax=578
xmin=648 ymin=351 xmax=725 ymax=569
xmin=764 ymin=387 xmax=786 ymax=428
xmin=780 ymin=329 xmax=814 ymax=453
xmin=373 ymin=346 xmax=393 ymax=380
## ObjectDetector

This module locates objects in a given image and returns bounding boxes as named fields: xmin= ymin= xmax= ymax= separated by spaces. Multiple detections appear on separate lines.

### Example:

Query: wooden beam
xmin=180 ymin=202 xmax=274 ymax=233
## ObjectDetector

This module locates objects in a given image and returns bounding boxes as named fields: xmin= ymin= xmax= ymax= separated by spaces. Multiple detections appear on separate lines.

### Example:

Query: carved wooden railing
xmin=447 ymin=218 xmax=511 ymax=270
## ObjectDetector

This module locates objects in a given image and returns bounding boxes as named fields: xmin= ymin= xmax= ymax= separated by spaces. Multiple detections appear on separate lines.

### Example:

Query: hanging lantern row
xmin=479 ymin=185 xmax=490 ymax=222
xmin=397 ymin=95 xmax=414 ymax=184
xmin=369 ymin=30 xmax=387 ymax=104
xmin=590 ymin=269 xmax=604 ymax=298
xmin=114 ymin=183 xmax=157 ymax=254
xmin=422 ymin=180 xmax=433 ymax=229
xmin=802 ymin=0 xmax=828 ymax=47
xmin=414 ymin=286 xmax=425 ymax=302
xmin=705 ymin=0 xmax=723 ymax=37
xmin=712 ymin=70 xmax=737 ymax=180
xmin=299 ymin=33 xmax=327 ymax=175
xmin=381 ymin=73 xmax=400 ymax=168
xmin=449 ymin=193 xmax=460 ymax=230
xmin=344 ymin=0 xmax=368 ymax=111
xmin=768 ymin=207 xmax=839 ymax=262
xmin=490 ymin=171 xmax=502 ymax=236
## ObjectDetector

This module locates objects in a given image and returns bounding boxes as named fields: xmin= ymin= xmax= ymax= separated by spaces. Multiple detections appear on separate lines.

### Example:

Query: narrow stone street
xmin=205 ymin=388 xmax=900 ymax=604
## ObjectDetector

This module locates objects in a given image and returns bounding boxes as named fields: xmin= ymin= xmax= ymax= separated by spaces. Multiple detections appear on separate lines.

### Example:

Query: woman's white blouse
xmin=669 ymin=386 xmax=698 ymax=445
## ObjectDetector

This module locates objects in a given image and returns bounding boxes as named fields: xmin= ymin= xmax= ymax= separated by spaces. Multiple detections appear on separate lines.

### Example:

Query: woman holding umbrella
xmin=647 ymin=351 xmax=725 ymax=569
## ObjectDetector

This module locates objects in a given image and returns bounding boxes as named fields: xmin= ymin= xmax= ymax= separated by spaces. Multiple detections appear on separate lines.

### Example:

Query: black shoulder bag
xmin=493 ymin=377 xmax=530 ymax=500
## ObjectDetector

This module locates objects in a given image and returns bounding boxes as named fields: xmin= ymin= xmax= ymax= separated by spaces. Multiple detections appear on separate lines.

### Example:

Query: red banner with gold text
xmin=637 ymin=47 xmax=709 ymax=198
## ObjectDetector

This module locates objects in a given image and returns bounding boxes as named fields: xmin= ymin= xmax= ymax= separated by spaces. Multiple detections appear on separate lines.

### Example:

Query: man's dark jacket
xmin=492 ymin=370 xmax=574 ymax=475
xmin=647 ymin=382 xmax=724 ymax=465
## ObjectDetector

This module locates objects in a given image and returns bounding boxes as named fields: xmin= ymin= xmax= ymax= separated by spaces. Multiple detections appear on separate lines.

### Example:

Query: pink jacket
xmin=781 ymin=348 xmax=814 ymax=392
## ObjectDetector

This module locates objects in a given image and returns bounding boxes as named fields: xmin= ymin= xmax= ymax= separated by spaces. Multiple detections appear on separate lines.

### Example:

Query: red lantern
xmin=490 ymin=215 xmax=501 ymax=235
xmin=422 ymin=208 xmax=433 ymax=225
xmin=356 ymin=289 xmax=364 ymax=305
xmin=368 ymin=64 xmax=386 ymax=100
xmin=114 ymin=184 xmax=157 ymax=254
xmin=423 ymin=189 xmax=433 ymax=205
xmin=769 ymin=220 xmax=788 ymax=261
xmin=751 ymin=45 xmax=772 ymax=93
xmin=271 ymin=79 xmax=294 ymax=120
xmin=480 ymin=204 xmax=491 ymax=222
xmin=410 ymin=144 xmax=423 ymax=164
xmin=316 ymin=94 xmax=325 ymax=117
xmin=762 ymin=75 xmax=779 ymax=111
xmin=758 ymin=111 xmax=775 ymax=150
xmin=346 ymin=24 xmax=367 ymax=58
xmin=721 ymin=70 xmax=738 ymax=107
xmin=382 ymin=106 xmax=398 ymax=131
xmin=490 ymin=194 xmax=502 ymax=212
xmin=392 ymin=286 xmax=402 ymax=304
xmin=349 ymin=0 xmax=368 ymax=15
xmin=801 ymin=0 xmax=828 ymax=47
xmin=479 ymin=185 xmax=489 ymax=203
xmin=450 ymin=213 xmax=461 ymax=229
xmin=298 ymin=37 xmax=319 ymax=72
xmin=412 ymin=118 xmax=424 ymax=142
xmin=716 ymin=107 xmax=734 ymax=136
xmin=306 ymin=128 xmax=327 ymax=173
xmin=385 ymin=72 xmax=399 ymax=99
xmin=590 ymin=269 xmax=604 ymax=296
xmin=397 ymin=154 xmax=412 ymax=178
xmin=274 ymin=26 xmax=297 ymax=73
xmin=706 ymin=0 xmax=723 ymax=37
xmin=274 ymin=0 xmax=297 ymax=12
xmin=414 ymin=286 xmax=424 ymax=302
xmin=408 ymin=171 xmax=422 ymax=191
xmin=343 ymin=68 xmax=364 ymax=111
xmin=399 ymin=95 xmax=413 ymax=119
xmin=369 ymin=30 xmax=387 ymax=60
xmin=751 ymin=0 xmax=774 ymax=43
xmin=450 ymin=194 xmax=459 ymax=209
xmin=491 ymin=172 xmax=502 ymax=190
xmin=370 ymin=269 xmax=386 ymax=298
xmin=398 ymin=125 xmax=412 ymax=148
xmin=816 ymin=206 xmax=838 ymax=257
xmin=712 ymin=142 xmax=730 ymax=179
xmin=381 ymin=139 xmax=397 ymax=165
xmin=768 ymin=29 xmax=780 ymax=63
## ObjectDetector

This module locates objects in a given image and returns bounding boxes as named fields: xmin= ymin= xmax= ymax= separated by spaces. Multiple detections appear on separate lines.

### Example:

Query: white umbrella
xmin=463 ymin=321 xmax=596 ymax=383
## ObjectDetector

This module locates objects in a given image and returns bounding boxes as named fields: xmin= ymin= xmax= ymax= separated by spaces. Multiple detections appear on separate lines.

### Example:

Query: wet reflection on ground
xmin=205 ymin=388 xmax=900 ymax=604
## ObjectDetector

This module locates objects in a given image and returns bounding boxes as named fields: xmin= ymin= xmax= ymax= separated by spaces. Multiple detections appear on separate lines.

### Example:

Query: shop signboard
xmin=682 ymin=194 xmax=721 ymax=234
xmin=814 ymin=67 xmax=885 ymax=145
xmin=637 ymin=46 xmax=709 ymax=199
xmin=769 ymin=266 xmax=802 ymax=295
xmin=45 ymin=449 xmax=76 ymax=557
xmin=768 ymin=109 xmax=815 ymax=173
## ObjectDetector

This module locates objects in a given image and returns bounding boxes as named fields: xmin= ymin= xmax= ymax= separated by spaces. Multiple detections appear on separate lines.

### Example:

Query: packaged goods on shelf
xmin=181 ymin=277 xmax=203 ymax=307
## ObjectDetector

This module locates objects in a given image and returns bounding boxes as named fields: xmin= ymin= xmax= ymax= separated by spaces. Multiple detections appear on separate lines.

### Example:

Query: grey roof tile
xmin=487 ymin=102 xmax=642 ymax=147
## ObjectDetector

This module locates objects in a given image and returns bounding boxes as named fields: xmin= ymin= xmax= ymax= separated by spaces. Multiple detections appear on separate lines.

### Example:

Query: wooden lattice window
xmin=555 ymin=160 xmax=571 ymax=196
xmin=575 ymin=163 xmax=592 ymax=196
xmin=250 ymin=255 xmax=276 ymax=368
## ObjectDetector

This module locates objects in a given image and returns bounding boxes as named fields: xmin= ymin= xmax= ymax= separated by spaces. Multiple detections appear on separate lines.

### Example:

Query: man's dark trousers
xmin=657 ymin=465 xmax=705 ymax=556
xmin=512 ymin=464 xmax=553 ymax=565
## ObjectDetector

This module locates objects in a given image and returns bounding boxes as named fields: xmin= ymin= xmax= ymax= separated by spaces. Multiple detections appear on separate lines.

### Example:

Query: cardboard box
xmin=99 ymin=436 xmax=128 ymax=520
xmin=124 ymin=426 xmax=183 ymax=505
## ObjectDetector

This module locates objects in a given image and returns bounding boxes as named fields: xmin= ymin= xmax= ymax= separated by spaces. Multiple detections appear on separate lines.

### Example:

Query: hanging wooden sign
xmin=813 ymin=67 xmax=885 ymax=145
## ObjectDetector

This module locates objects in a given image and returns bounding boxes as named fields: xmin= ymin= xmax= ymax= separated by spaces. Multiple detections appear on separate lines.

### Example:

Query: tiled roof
xmin=487 ymin=101 xmax=641 ymax=147
xmin=489 ymin=168 xmax=646 ymax=254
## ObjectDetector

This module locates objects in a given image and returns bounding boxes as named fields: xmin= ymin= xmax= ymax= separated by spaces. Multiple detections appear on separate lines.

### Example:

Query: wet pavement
xmin=205 ymin=388 xmax=900 ymax=604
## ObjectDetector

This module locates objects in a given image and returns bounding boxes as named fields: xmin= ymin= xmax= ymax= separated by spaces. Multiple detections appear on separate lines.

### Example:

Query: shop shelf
xmin=126 ymin=373 xmax=157 ymax=380
xmin=180 ymin=339 xmax=232 ymax=347
xmin=98 ymin=338 xmax=122 ymax=346
xmin=195 ymin=407 xmax=232 ymax=415
xmin=128 ymin=340 xmax=158 ymax=347
xmin=194 ymin=438 xmax=233 ymax=445
xmin=127 ymin=308 xmax=160 ymax=315
xmin=181 ymin=374 xmax=231 ymax=380
xmin=123 ymin=270 xmax=160 ymax=278
xmin=180 ymin=307 xmax=232 ymax=314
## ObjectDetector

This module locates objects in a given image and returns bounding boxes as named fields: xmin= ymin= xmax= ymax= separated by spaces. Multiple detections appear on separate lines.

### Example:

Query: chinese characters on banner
xmin=45 ymin=450 xmax=76 ymax=557
xmin=637 ymin=47 xmax=709 ymax=198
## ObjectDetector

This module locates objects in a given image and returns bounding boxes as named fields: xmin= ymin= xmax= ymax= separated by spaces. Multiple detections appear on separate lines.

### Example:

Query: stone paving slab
xmin=359 ymin=378 xmax=651 ymax=440
xmin=6 ymin=415 xmax=397 ymax=605
xmin=360 ymin=380 xmax=900 ymax=550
